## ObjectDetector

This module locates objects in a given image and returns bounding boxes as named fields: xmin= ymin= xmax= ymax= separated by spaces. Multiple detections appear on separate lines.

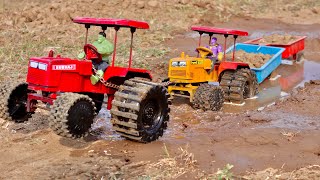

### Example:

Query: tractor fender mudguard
xmin=218 ymin=61 xmax=250 ymax=81
xmin=104 ymin=66 xmax=152 ymax=81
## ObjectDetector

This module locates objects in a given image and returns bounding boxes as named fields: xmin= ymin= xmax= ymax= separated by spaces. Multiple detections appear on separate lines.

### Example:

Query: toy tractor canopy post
xmin=73 ymin=17 xmax=149 ymax=68
xmin=191 ymin=26 xmax=248 ymax=61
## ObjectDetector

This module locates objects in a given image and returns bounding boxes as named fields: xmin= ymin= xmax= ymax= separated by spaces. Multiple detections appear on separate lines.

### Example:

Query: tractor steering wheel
xmin=196 ymin=47 xmax=213 ymax=58
xmin=84 ymin=44 xmax=102 ymax=63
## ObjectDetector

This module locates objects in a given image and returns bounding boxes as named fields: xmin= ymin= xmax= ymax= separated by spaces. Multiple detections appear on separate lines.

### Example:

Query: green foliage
xmin=215 ymin=164 xmax=234 ymax=180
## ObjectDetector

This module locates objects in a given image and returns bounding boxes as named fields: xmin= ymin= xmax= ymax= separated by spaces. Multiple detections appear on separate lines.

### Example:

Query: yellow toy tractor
xmin=167 ymin=26 xmax=258 ymax=111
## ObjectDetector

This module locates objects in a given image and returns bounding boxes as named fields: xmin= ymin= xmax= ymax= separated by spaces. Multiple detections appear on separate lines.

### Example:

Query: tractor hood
xmin=168 ymin=54 xmax=213 ymax=81
xmin=26 ymin=57 xmax=92 ymax=88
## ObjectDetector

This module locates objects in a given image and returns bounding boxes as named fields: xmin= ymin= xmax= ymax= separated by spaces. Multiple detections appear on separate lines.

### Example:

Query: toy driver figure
xmin=206 ymin=37 xmax=223 ymax=62
xmin=206 ymin=37 xmax=223 ymax=73
xmin=78 ymin=32 xmax=114 ymax=85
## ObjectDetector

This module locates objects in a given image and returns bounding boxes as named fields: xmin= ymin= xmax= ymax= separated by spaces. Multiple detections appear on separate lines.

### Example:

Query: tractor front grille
xmin=170 ymin=70 xmax=186 ymax=77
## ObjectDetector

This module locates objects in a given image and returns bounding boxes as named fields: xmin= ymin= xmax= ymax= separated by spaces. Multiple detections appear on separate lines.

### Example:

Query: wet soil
xmin=226 ymin=50 xmax=272 ymax=68
xmin=257 ymin=34 xmax=298 ymax=45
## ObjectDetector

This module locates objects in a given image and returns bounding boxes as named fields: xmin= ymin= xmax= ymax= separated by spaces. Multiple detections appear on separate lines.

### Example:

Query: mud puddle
xmin=224 ymin=59 xmax=320 ymax=113
xmin=90 ymin=108 xmax=122 ymax=141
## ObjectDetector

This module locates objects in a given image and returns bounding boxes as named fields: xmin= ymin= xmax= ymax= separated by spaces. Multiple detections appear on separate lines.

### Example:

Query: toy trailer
xmin=0 ymin=17 xmax=170 ymax=143
xmin=226 ymin=43 xmax=285 ymax=84
xmin=244 ymin=36 xmax=306 ymax=61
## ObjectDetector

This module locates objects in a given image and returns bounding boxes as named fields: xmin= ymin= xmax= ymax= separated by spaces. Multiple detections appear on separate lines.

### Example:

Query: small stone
xmin=88 ymin=150 xmax=95 ymax=157
xmin=311 ymin=8 xmax=318 ymax=14
xmin=214 ymin=115 xmax=221 ymax=121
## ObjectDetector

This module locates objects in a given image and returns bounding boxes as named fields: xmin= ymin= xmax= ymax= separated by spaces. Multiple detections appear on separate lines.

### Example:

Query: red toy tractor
xmin=0 ymin=17 xmax=170 ymax=143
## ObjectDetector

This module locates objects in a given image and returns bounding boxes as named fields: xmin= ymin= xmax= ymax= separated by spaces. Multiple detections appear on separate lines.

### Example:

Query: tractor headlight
xmin=171 ymin=61 xmax=186 ymax=67
xmin=30 ymin=61 xmax=38 ymax=68
xmin=179 ymin=61 xmax=186 ymax=67
xmin=30 ymin=61 xmax=48 ymax=71
xmin=38 ymin=63 xmax=48 ymax=70
xmin=171 ymin=61 xmax=178 ymax=67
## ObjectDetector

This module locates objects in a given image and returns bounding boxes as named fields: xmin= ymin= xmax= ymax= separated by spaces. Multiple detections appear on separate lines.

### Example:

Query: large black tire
xmin=110 ymin=78 xmax=170 ymax=143
xmin=0 ymin=82 xmax=36 ymax=122
xmin=220 ymin=69 xmax=258 ymax=104
xmin=192 ymin=84 xmax=224 ymax=111
xmin=49 ymin=93 xmax=96 ymax=138
xmin=83 ymin=93 xmax=104 ymax=114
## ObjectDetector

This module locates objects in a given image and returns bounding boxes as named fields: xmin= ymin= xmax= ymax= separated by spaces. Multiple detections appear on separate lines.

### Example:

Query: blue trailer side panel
xmin=226 ymin=43 xmax=285 ymax=84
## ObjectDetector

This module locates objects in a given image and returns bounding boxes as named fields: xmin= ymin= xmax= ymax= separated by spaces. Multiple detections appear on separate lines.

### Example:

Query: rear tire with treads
xmin=110 ymin=77 xmax=170 ymax=143
xmin=220 ymin=69 xmax=258 ymax=104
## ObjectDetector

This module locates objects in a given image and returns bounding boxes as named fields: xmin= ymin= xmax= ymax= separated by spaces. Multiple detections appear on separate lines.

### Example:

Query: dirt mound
xmin=258 ymin=34 xmax=298 ymax=45
xmin=226 ymin=50 xmax=272 ymax=68
xmin=244 ymin=165 xmax=320 ymax=179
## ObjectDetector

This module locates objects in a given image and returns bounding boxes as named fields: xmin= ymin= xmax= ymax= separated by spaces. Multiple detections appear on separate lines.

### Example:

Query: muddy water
xmin=224 ymin=59 xmax=320 ymax=113
xmin=90 ymin=108 xmax=122 ymax=141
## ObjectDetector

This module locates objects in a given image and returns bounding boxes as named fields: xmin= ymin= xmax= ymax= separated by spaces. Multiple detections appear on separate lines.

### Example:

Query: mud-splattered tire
xmin=220 ymin=69 xmax=258 ymax=104
xmin=192 ymin=84 xmax=224 ymax=111
xmin=0 ymin=82 xmax=35 ymax=122
xmin=110 ymin=78 xmax=170 ymax=143
xmin=49 ymin=93 xmax=96 ymax=138
xmin=93 ymin=94 xmax=104 ymax=113
xmin=85 ymin=93 xmax=104 ymax=114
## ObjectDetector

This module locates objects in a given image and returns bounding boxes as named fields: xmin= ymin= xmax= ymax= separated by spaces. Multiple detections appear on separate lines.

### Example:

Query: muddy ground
xmin=1 ymin=0 xmax=320 ymax=179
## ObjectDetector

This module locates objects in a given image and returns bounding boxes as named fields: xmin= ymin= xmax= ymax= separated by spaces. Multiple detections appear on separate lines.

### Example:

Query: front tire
xmin=85 ymin=93 xmax=104 ymax=114
xmin=192 ymin=84 xmax=224 ymax=111
xmin=49 ymin=93 xmax=96 ymax=138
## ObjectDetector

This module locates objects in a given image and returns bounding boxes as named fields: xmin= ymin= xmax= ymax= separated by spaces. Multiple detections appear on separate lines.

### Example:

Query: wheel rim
xmin=67 ymin=100 xmax=94 ymax=136
xmin=142 ymin=99 xmax=161 ymax=131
